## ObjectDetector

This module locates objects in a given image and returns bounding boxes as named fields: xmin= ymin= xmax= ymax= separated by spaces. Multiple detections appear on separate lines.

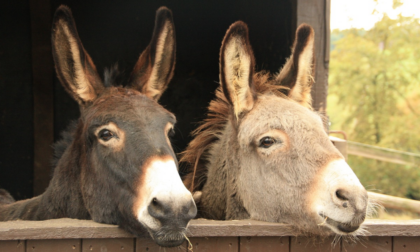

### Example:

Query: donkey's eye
xmin=98 ymin=129 xmax=114 ymax=141
xmin=168 ymin=128 xmax=175 ymax=137
xmin=259 ymin=137 xmax=276 ymax=148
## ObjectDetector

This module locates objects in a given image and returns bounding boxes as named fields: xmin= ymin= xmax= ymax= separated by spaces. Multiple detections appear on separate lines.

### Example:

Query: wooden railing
xmin=1 ymin=219 xmax=420 ymax=251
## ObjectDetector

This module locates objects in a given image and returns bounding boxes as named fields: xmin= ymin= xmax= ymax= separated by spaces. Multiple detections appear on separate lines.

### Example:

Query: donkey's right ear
xmin=129 ymin=7 xmax=176 ymax=101
xmin=51 ymin=5 xmax=103 ymax=105
xmin=220 ymin=21 xmax=256 ymax=119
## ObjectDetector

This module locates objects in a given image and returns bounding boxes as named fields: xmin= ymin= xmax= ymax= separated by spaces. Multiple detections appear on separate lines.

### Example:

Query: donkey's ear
xmin=220 ymin=21 xmax=256 ymax=119
xmin=129 ymin=7 xmax=176 ymax=101
xmin=51 ymin=5 xmax=103 ymax=105
xmin=276 ymin=24 xmax=315 ymax=108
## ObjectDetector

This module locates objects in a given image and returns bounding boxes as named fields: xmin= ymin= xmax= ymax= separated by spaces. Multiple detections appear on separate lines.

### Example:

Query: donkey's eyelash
xmin=168 ymin=128 xmax=175 ymax=137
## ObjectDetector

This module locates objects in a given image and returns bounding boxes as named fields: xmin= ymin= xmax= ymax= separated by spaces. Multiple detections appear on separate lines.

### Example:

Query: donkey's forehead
xmin=239 ymin=95 xmax=323 ymax=135
xmin=84 ymin=87 xmax=175 ymax=124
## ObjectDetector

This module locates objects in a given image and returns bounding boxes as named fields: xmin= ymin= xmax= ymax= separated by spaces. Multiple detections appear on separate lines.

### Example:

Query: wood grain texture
xmin=342 ymin=236 xmax=392 ymax=252
xmin=136 ymin=238 xmax=186 ymax=252
xmin=27 ymin=239 xmax=81 ymax=252
xmin=239 ymin=236 xmax=289 ymax=252
xmin=290 ymin=236 xmax=340 ymax=252
xmin=393 ymin=237 xmax=420 ymax=252
xmin=82 ymin=238 xmax=135 ymax=252
xmin=186 ymin=219 xmax=294 ymax=237
xmin=1 ymin=219 xmax=420 ymax=240
xmin=0 ymin=240 xmax=25 ymax=252
xmin=188 ymin=237 xmax=238 ymax=252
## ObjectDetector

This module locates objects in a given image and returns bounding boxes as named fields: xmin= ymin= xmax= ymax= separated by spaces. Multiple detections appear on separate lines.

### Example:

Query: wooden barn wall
xmin=1 ymin=0 xmax=331 ymax=198
xmin=0 ymin=1 xmax=34 ymax=200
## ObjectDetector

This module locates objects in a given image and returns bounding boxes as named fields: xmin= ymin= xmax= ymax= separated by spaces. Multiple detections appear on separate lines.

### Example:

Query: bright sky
xmin=331 ymin=0 xmax=420 ymax=30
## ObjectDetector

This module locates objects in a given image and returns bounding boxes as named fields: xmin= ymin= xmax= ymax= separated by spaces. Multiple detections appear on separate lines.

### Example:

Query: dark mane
xmin=180 ymin=72 xmax=288 ymax=191
xmin=51 ymin=120 xmax=78 ymax=172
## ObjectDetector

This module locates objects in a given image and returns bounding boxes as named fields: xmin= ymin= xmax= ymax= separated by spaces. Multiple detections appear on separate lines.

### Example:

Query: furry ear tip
xmin=296 ymin=24 xmax=314 ymax=43
xmin=156 ymin=6 xmax=173 ymax=21
xmin=227 ymin=21 xmax=249 ymax=37
xmin=54 ymin=5 xmax=73 ymax=19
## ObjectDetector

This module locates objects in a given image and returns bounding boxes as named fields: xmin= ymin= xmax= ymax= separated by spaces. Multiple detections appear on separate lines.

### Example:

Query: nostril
xmin=152 ymin=197 xmax=158 ymax=206
xmin=336 ymin=189 xmax=349 ymax=201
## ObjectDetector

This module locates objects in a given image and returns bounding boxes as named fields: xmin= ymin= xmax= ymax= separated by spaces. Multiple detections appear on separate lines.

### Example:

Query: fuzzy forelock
xmin=181 ymin=72 xmax=292 ymax=192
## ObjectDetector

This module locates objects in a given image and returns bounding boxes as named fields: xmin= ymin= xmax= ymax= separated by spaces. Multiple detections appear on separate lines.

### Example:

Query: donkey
xmin=181 ymin=21 xmax=368 ymax=236
xmin=0 ymin=6 xmax=196 ymax=247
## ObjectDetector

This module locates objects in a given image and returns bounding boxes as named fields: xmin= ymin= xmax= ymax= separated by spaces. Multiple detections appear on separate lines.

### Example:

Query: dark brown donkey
xmin=0 ymin=6 xmax=196 ymax=247
xmin=182 ymin=21 xmax=369 ymax=237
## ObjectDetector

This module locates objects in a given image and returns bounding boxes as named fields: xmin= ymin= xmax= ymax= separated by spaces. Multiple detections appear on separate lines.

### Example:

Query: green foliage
xmin=328 ymin=13 xmax=420 ymax=199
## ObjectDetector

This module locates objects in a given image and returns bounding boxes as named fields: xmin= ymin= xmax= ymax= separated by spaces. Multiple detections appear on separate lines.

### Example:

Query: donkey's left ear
xmin=276 ymin=24 xmax=315 ymax=108
xmin=128 ymin=7 xmax=176 ymax=101
xmin=220 ymin=21 xmax=256 ymax=119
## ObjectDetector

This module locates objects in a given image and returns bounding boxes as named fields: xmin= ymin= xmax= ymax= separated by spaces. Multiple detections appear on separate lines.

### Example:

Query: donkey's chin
xmin=148 ymin=228 xmax=186 ymax=247
xmin=318 ymin=213 xmax=361 ymax=235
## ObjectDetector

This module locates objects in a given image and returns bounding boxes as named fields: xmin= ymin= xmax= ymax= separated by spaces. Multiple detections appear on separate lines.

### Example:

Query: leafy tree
xmin=328 ymin=13 xmax=420 ymax=199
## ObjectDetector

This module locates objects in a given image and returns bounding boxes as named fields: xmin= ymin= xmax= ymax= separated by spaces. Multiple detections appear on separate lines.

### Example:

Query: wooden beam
xmin=347 ymin=141 xmax=420 ymax=166
xmin=1 ymin=219 xmax=420 ymax=240
xmin=368 ymin=192 xmax=420 ymax=214
xmin=29 ymin=0 xmax=54 ymax=196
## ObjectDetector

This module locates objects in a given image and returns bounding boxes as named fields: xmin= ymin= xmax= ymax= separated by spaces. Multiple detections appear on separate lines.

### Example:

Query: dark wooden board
xmin=27 ymin=239 xmax=81 ymax=252
xmin=82 ymin=238 xmax=134 ymax=252
xmin=393 ymin=237 xmax=420 ymax=252
xmin=136 ymin=238 xmax=186 ymax=252
xmin=239 ymin=236 xmax=289 ymax=252
xmin=188 ymin=237 xmax=238 ymax=252
xmin=29 ymin=0 xmax=54 ymax=197
xmin=0 ymin=240 xmax=25 ymax=252
xmin=290 ymin=236 xmax=340 ymax=252
xmin=343 ymin=236 xmax=392 ymax=252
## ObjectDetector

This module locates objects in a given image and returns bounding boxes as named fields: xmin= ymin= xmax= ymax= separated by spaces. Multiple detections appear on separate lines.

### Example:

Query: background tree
xmin=328 ymin=12 xmax=420 ymax=199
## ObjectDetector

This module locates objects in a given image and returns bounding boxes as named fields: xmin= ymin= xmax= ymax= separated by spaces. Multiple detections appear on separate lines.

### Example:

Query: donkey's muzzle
xmin=148 ymin=196 xmax=197 ymax=228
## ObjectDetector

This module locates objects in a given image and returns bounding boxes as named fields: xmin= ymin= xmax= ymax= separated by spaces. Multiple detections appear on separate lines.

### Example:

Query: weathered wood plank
xmin=393 ymin=237 xmax=420 ymax=252
xmin=82 ymin=238 xmax=134 ymax=252
xmin=27 ymin=239 xmax=81 ymax=252
xmin=239 ymin=236 xmax=289 ymax=252
xmin=136 ymin=238 xmax=186 ymax=252
xmin=186 ymin=219 xmax=294 ymax=237
xmin=1 ymin=219 xmax=420 ymax=240
xmin=0 ymin=240 xmax=25 ymax=252
xmin=363 ymin=219 xmax=420 ymax=236
xmin=0 ymin=219 xmax=136 ymax=240
xmin=342 ymin=236 xmax=392 ymax=252
xmin=290 ymin=236 xmax=340 ymax=252
xmin=188 ymin=237 xmax=238 ymax=252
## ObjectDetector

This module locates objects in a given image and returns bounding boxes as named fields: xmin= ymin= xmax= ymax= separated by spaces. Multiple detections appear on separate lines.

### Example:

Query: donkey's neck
xmin=0 ymin=141 xmax=89 ymax=221
xmin=199 ymin=121 xmax=249 ymax=220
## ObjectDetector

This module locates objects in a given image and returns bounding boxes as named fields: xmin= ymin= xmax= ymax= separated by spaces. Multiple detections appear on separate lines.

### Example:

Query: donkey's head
xmin=195 ymin=22 xmax=367 ymax=235
xmin=52 ymin=6 xmax=196 ymax=246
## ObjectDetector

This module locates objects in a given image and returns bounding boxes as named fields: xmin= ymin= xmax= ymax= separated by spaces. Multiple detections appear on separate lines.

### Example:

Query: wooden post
xmin=297 ymin=0 xmax=330 ymax=128
xmin=29 ymin=0 xmax=54 ymax=196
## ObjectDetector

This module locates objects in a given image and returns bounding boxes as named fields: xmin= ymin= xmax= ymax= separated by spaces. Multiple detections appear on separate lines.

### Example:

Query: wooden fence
xmin=1 ymin=219 xmax=420 ymax=252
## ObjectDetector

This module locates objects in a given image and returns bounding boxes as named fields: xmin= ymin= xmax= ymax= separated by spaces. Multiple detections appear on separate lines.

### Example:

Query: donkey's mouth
xmin=319 ymin=214 xmax=360 ymax=233
xmin=148 ymin=228 xmax=187 ymax=247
